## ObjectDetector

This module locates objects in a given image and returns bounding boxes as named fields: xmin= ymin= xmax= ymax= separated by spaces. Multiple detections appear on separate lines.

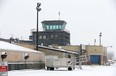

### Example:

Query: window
xmin=56 ymin=25 xmax=58 ymax=29
xmin=51 ymin=35 xmax=54 ymax=38
xmin=50 ymin=25 xmax=52 ymax=30
xmin=43 ymin=35 xmax=46 ymax=39
xmin=39 ymin=36 xmax=42 ymax=39
xmin=58 ymin=25 xmax=62 ymax=29
xmin=55 ymin=35 xmax=58 ymax=38
xmin=67 ymin=54 xmax=71 ymax=58
xmin=53 ymin=25 xmax=55 ymax=30
xmin=46 ymin=25 xmax=49 ymax=30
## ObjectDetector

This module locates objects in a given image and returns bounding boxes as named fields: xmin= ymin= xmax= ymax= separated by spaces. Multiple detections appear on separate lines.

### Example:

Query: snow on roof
xmin=38 ymin=45 xmax=79 ymax=54
xmin=0 ymin=41 xmax=42 ymax=53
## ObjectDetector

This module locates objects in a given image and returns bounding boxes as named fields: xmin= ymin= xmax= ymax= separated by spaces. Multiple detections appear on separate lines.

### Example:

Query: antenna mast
xmin=58 ymin=12 xmax=60 ymax=20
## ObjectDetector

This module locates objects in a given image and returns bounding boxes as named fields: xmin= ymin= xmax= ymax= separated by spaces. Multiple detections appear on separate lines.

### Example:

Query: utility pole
xmin=99 ymin=32 xmax=102 ymax=46
xmin=94 ymin=39 xmax=96 ymax=45
xmin=58 ymin=12 xmax=60 ymax=20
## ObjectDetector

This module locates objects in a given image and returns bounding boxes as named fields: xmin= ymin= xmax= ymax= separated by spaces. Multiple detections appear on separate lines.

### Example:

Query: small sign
xmin=0 ymin=66 xmax=8 ymax=72
xmin=0 ymin=62 xmax=8 ymax=76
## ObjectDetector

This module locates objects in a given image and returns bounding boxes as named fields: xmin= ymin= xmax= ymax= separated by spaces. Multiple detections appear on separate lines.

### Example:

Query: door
xmin=90 ymin=55 xmax=101 ymax=65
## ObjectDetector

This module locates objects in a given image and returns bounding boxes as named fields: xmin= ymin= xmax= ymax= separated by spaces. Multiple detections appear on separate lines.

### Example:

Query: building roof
xmin=41 ymin=20 xmax=67 ymax=25
xmin=0 ymin=41 xmax=42 ymax=53
xmin=38 ymin=45 xmax=79 ymax=55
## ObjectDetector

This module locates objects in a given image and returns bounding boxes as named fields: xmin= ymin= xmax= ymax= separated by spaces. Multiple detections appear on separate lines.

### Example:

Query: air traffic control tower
xmin=30 ymin=20 xmax=70 ymax=46
xmin=42 ymin=20 xmax=66 ymax=31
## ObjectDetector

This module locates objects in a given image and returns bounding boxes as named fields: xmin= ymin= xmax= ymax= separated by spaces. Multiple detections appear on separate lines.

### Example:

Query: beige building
xmin=53 ymin=45 xmax=107 ymax=65
xmin=0 ymin=41 xmax=45 ymax=70
xmin=15 ymin=42 xmax=107 ymax=65
xmin=86 ymin=45 xmax=107 ymax=65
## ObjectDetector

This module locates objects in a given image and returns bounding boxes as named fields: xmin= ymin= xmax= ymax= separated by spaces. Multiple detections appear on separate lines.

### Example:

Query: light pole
xmin=99 ymin=32 xmax=102 ymax=46
xmin=94 ymin=39 xmax=96 ymax=45
xmin=36 ymin=2 xmax=41 ymax=50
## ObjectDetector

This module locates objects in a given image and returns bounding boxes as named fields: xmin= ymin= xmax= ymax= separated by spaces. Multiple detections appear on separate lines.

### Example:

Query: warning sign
xmin=0 ymin=66 xmax=8 ymax=72
xmin=0 ymin=62 xmax=8 ymax=76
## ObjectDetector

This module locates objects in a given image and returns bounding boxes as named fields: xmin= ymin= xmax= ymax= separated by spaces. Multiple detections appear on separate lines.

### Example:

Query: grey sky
xmin=0 ymin=0 xmax=116 ymax=55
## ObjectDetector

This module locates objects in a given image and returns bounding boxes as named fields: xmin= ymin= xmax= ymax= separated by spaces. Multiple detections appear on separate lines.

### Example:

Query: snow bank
xmin=8 ymin=64 xmax=116 ymax=76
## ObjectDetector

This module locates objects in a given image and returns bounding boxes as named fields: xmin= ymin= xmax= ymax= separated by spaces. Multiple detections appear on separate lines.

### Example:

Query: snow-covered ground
xmin=8 ymin=63 xmax=116 ymax=76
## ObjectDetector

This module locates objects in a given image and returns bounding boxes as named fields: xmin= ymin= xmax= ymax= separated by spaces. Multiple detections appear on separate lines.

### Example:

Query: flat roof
xmin=41 ymin=20 xmax=67 ymax=25
xmin=38 ymin=45 xmax=79 ymax=55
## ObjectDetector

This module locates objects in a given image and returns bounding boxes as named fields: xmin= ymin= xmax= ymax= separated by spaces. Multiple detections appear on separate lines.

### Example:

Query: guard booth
xmin=0 ymin=62 xmax=8 ymax=76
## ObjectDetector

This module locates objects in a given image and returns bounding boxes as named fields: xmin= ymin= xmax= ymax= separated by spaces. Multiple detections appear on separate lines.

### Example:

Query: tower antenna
xmin=58 ymin=12 xmax=60 ymax=20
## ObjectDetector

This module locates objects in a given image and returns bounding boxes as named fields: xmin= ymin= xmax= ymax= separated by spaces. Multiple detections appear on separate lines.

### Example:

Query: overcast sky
xmin=0 ymin=0 xmax=116 ymax=56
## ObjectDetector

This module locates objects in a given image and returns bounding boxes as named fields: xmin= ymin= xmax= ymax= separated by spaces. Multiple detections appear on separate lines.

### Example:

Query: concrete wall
xmin=0 ymin=49 xmax=45 ymax=62
xmin=0 ymin=48 xmax=45 ymax=70
xmin=8 ymin=63 xmax=45 ymax=70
